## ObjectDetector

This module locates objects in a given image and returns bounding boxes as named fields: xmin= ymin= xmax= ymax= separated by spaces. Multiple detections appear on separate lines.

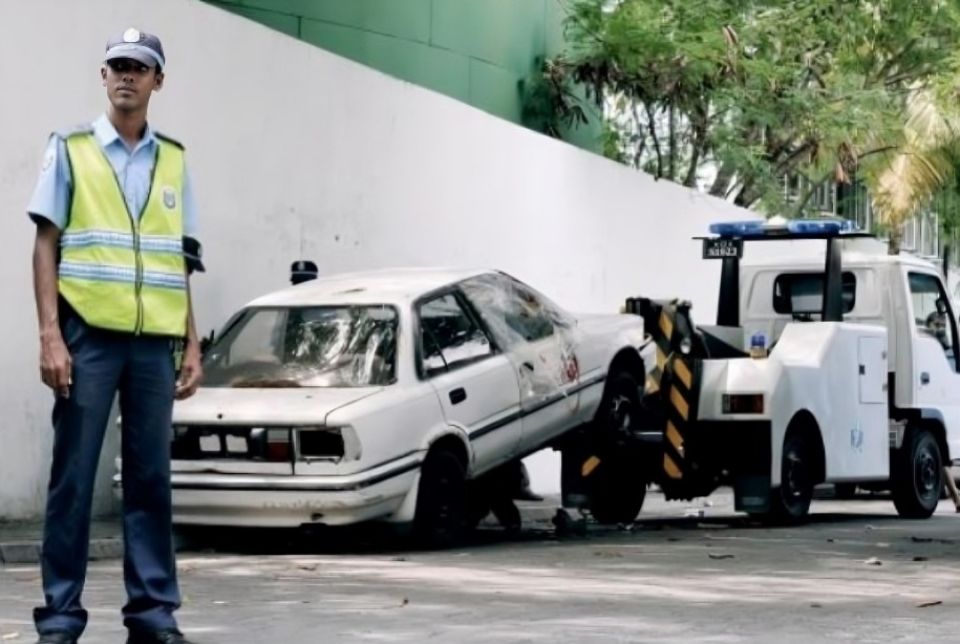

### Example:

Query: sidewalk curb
xmin=0 ymin=538 xmax=123 ymax=566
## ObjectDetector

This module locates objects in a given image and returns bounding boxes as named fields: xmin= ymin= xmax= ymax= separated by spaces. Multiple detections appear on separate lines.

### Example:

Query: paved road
xmin=2 ymin=491 xmax=959 ymax=643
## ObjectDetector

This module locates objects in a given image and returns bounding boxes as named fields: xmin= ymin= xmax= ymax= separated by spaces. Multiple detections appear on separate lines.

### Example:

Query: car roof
xmin=247 ymin=267 xmax=494 ymax=308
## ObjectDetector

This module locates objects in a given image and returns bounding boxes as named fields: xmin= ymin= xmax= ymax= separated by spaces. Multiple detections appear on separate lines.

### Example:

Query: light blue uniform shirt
xmin=26 ymin=114 xmax=199 ymax=238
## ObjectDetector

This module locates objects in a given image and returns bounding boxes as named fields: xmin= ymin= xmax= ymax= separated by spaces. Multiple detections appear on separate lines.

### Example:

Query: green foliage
xmin=544 ymin=0 xmax=960 ymax=216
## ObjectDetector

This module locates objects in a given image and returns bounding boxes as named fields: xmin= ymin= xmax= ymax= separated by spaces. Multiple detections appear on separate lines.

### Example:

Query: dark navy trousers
xmin=34 ymin=308 xmax=181 ymax=637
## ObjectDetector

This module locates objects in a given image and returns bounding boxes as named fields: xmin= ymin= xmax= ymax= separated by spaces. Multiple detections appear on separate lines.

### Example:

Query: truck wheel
xmin=769 ymin=431 xmax=815 ymax=523
xmin=413 ymin=448 xmax=467 ymax=548
xmin=892 ymin=428 xmax=942 ymax=519
xmin=588 ymin=371 xmax=646 ymax=524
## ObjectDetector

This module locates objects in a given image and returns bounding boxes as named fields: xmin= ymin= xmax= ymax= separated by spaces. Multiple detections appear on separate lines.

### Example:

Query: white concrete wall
xmin=0 ymin=0 xmax=752 ymax=519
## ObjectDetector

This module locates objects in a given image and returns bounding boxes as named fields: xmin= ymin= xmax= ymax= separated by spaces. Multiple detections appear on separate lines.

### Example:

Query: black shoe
xmin=37 ymin=633 xmax=77 ymax=644
xmin=127 ymin=629 xmax=195 ymax=644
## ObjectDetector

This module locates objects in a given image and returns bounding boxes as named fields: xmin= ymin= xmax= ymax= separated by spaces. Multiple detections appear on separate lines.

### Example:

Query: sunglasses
xmin=106 ymin=58 xmax=154 ymax=74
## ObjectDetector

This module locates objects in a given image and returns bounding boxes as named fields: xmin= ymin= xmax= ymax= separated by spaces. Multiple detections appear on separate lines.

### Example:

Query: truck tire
xmin=892 ymin=427 xmax=942 ymax=519
xmin=768 ymin=430 xmax=815 ymax=523
xmin=587 ymin=371 xmax=646 ymax=524
xmin=413 ymin=448 xmax=467 ymax=548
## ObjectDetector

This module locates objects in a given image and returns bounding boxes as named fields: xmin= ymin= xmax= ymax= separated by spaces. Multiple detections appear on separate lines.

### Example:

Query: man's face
xmin=101 ymin=58 xmax=163 ymax=112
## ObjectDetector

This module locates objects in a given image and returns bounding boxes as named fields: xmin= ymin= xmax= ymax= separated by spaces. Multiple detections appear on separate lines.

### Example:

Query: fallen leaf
xmin=864 ymin=557 xmax=882 ymax=566
xmin=916 ymin=600 xmax=942 ymax=608
xmin=708 ymin=553 xmax=735 ymax=560
xmin=594 ymin=550 xmax=623 ymax=558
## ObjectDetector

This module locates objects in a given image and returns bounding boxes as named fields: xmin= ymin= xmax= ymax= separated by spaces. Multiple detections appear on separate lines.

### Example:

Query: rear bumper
xmin=114 ymin=452 xmax=423 ymax=528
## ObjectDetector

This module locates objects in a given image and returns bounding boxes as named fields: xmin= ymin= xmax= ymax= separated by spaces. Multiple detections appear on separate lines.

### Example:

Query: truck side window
xmin=908 ymin=272 xmax=959 ymax=371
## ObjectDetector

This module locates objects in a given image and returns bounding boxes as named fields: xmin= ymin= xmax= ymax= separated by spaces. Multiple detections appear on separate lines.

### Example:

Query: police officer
xmin=28 ymin=29 xmax=202 ymax=644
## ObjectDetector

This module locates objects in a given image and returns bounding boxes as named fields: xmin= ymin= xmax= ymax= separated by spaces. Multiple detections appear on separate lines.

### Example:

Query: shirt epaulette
xmin=52 ymin=124 xmax=95 ymax=140
xmin=155 ymin=131 xmax=185 ymax=150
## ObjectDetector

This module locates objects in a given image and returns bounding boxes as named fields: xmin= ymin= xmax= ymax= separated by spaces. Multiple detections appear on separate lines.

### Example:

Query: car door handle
xmin=449 ymin=388 xmax=467 ymax=405
xmin=920 ymin=371 xmax=931 ymax=385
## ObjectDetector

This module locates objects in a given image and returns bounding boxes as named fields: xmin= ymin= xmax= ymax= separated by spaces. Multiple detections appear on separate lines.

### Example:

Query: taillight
xmin=722 ymin=394 xmax=764 ymax=414
xmin=265 ymin=429 xmax=292 ymax=462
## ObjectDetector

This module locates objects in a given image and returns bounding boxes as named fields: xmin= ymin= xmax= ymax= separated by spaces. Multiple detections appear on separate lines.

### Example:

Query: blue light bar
xmin=708 ymin=218 xmax=858 ymax=237
xmin=708 ymin=220 xmax=766 ymax=236
xmin=786 ymin=219 xmax=857 ymax=234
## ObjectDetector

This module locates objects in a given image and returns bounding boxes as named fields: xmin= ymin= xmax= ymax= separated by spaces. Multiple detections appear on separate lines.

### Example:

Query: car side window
xmin=418 ymin=293 xmax=494 ymax=377
xmin=908 ymin=272 xmax=959 ymax=371
xmin=460 ymin=274 xmax=566 ymax=347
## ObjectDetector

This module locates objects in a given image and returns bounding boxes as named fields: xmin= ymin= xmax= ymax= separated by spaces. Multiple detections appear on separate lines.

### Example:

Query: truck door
xmin=906 ymin=270 xmax=960 ymax=460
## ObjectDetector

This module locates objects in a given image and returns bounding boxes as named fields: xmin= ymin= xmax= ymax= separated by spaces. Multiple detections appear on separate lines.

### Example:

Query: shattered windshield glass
xmin=202 ymin=305 xmax=398 ymax=388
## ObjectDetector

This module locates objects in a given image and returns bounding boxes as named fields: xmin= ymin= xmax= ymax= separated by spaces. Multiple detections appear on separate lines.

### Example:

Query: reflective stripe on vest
xmin=58 ymin=133 xmax=188 ymax=336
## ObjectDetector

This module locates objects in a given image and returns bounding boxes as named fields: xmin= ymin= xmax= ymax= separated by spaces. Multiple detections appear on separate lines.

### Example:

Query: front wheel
xmin=413 ymin=449 xmax=467 ymax=548
xmin=587 ymin=371 xmax=646 ymax=524
xmin=892 ymin=428 xmax=942 ymax=519
xmin=767 ymin=430 xmax=815 ymax=524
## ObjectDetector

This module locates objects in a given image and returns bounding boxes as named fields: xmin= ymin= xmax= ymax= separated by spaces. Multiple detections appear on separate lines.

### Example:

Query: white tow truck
xmin=564 ymin=219 xmax=960 ymax=523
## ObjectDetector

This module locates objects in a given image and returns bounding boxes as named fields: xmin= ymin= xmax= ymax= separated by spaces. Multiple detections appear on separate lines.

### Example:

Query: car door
xmin=906 ymin=270 xmax=960 ymax=459
xmin=416 ymin=290 xmax=522 ymax=474
xmin=459 ymin=273 xmax=582 ymax=453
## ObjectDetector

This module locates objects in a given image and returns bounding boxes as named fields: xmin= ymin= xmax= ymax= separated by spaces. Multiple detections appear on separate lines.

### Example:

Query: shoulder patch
xmin=52 ymin=123 xmax=94 ymax=140
xmin=155 ymin=131 xmax=185 ymax=150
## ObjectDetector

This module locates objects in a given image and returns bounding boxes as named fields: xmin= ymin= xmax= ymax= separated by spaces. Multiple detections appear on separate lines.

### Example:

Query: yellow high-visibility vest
xmin=58 ymin=131 xmax=188 ymax=336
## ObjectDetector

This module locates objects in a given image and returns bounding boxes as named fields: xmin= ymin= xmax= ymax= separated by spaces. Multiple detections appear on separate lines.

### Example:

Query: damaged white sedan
xmin=143 ymin=268 xmax=648 ymax=545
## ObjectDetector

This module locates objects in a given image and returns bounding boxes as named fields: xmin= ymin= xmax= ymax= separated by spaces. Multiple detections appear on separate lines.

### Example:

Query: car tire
xmin=587 ymin=370 xmax=646 ymax=525
xmin=413 ymin=448 xmax=467 ymax=548
xmin=892 ymin=427 xmax=942 ymax=519
xmin=767 ymin=430 xmax=815 ymax=524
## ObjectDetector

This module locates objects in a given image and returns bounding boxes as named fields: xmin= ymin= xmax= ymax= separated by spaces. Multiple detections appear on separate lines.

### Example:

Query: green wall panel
xmin=468 ymin=58 xmax=523 ymax=122
xmin=207 ymin=2 xmax=300 ymax=38
xmin=239 ymin=0 xmax=431 ymax=43
xmin=301 ymin=19 xmax=470 ymax=102
xmin=431 ymin=0 xmax=546 ymax=76
xmin=202 ymin=0 xmax=599 ymax=150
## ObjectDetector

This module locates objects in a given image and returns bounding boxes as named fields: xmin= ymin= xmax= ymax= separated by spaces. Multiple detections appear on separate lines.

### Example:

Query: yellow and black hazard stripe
xmin=625 ymin=297 xmax=702 ymax=481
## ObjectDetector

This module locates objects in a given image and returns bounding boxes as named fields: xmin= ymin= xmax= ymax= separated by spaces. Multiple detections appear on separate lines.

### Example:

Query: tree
xmin=539 ymin=0 xmax=960 ymax=218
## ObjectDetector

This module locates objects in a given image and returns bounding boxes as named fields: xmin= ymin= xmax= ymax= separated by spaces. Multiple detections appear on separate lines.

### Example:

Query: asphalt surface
xmin=1 ymin=490 xmax=959 ymax=643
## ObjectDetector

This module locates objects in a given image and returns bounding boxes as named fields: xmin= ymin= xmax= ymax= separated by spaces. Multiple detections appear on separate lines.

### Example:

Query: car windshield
xmin=202 ymin=305 xmax=398 ymax=388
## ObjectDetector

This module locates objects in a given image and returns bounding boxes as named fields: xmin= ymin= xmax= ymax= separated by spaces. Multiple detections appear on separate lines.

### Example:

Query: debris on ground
xmin=916 ymin=600 xmax=943 ymax=608
xmin=913 ymin=556 xmax=929 ymax=562
xmin=864 ymin=557 xmax=882 ymax=566
xmin=810 ymin=603 xmax=822 ymax=609
xmin=708 ymin=553 xmax=735 ymax=560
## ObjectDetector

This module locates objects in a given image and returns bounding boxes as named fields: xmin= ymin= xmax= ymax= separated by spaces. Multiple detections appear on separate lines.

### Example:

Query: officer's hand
xmin=175 ymin=341 xmax=203 ymax=400
xmin=40 ymin=331 xmax=72 ymax=398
